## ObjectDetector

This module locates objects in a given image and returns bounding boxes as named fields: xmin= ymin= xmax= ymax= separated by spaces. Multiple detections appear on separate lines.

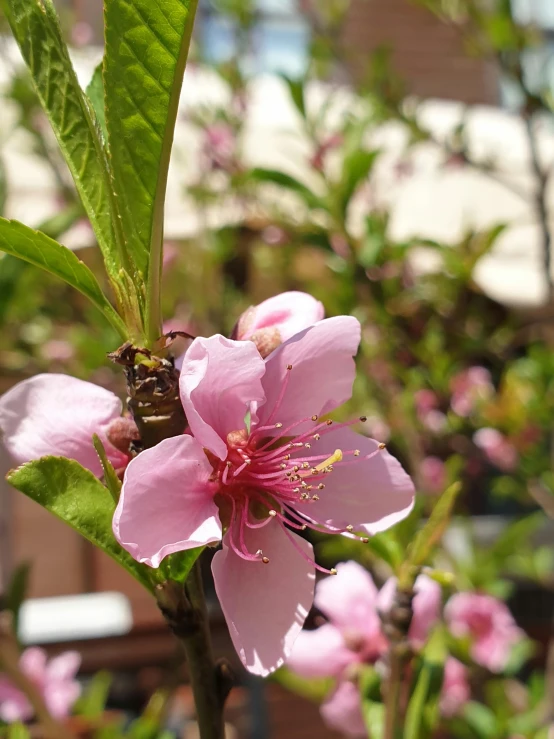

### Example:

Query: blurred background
xmin=2 ymin=0 xmax=554 ymax=736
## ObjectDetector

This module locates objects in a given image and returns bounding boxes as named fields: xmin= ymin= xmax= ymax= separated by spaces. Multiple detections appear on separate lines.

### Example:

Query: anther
xmin=378 ymin=443 xmax=386 ymax=450
xmin=313 ymin=434 xmax=320 ymax=441
xmin=360 ymin=416 xmax=367 ymax=422
xmin=361 ymin=537 xmax=369 ymax=543
xmin=326 ymin=419 xmax=333 ymax=426
xmin=311 ymin=415 xmax=318 ymax=421
xmin=330 ymin=568 xmax=338 ymax=575
xmin=226 ymin=461 xmax=232 ymax=467
xmin=310 ymin=467 xmax=318 ymax=475
xmin=280 ymin=463 xmax=287 ymax=469
xmin=302 ymin=462 xmax=310 ymax=469
xmin=317 ymin=483 xmax=325 ymax=490
xmin=312 ymin=494 xmax=320 ymax=501
xmin=275 ymin=422 xmax=283 ymax=428
xmin=284 ymin=454 xmax=291 ymax=460
xmin=354 ymin=450 xmax=360 ymax=456
xmin=305 ymin=443 xmax=311 ymax=449
xmin=300 ymin=492 xmax=309 ymax=500
xmin=301 ymin=525 xmax=307 ymax=530
xmin=346 ymin=524 xmax=354 ymax=532
xmin=262 ymin=556 xmax=270 ymax=564
xmin=293 ymin=465 xmax=299 ymax=472
xmin=269 ymin=510 xmax=277 ymax=517
xmin=287 ymin=364 xmax=293 ymax=371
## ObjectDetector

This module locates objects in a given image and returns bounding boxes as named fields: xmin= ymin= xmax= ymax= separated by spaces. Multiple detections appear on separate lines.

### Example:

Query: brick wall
xmin=343 ymin=0 xmax=499 ymax=104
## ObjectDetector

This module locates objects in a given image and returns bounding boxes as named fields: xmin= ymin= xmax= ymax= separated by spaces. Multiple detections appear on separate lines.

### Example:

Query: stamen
xmin=346 ymin=524 xmax=354 ymax=532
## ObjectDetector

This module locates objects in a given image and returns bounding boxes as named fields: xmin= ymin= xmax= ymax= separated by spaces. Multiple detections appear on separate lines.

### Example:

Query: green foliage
xmin=0 ymin=0 xmax=124 ymax=286
xmin=93 ymin=434 xmax=122 ymax=504
xmin=405 ymin=629 xmax=448 ymax=739
xmin=0 ymin=218 xmax=127 ymax=339
xmin=103 ymin=0 xmax=199 ymax=342
xmin=7 ymin=456 xmax=154 ymax=592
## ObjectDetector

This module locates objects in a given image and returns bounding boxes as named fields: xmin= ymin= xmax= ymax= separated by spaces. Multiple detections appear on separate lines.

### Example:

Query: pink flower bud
xmin=473 ymin=427 xmax=518 ymax=472
xmin=440 ymin=658 xmax=471 ymax=717
xmin=450 ymin=366 xmax=494 ymax=417
xmin=420 ymin=456 xmax=446 ymax=494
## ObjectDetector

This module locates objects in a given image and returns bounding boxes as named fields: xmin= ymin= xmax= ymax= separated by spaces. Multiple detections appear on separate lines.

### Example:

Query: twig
xmin=382 ymin=587 xmax=415 ymax=739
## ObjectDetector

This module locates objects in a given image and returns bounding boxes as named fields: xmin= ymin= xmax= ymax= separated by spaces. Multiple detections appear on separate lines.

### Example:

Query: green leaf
xmin=405 ymin=629 xmax=447 ymax=739
xmin=7 ymin=456 xmax=154 ymax=593
xmin=338 ymin=149 xmax=379 ymax=217
xmin=271 ymin=667 xmax=333 ymax=703
xmin=281 ymin=74 xmax=306 ymax=119
xmin=359 ymin=666 xmax=384 ymax=737
xmin=74 ymin=671 xmax=112 ymax=719
xmin=0 ymin=0 xmax=125 ymax=286
xmin=103 ymin=0 xmax=200 ymax=343
xmin=0 ymin=217 xmax=126 ymax=339
xmin=92 ymin=434 xmax=122 ymax=504
xmin=400 ymin=482 xmax=462 ymax=586
xmin=247 ymin=168 xmax=325 ymax=210
xmin=158 ymin=548 xmax=203 ymax=585
xmin=86 ymin=63 xmax=108 ymax=143
xmin=462 ymin=702 xmax=498 ymax=739
xmin=0 ymin=156 xmax=7 ymax=217
xmin=6 ymin=724 xmax=31 ymax=739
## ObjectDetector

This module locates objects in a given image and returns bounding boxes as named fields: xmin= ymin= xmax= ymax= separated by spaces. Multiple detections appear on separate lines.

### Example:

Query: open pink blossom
xmin=445 ymin=592 xmax=524 ymax=672
xmin=473 ymin=428 xmax=518 ymax=472
xmin=440 ymin=658 xmax=471 ymax=717
xmin=114 ymin=318 xmax=414 ymax=675
xmin=0 ymin=374 xmax=134 ymax=477
xmin=0 ymin=647 xmax=81 ymax=723
xmin=232 ymin=292 xmax=325 ymax=358
xmin=420 ymin=456 xmax=447 ymax=494
xmin=450 ymin=367 xmax=493 ymax=417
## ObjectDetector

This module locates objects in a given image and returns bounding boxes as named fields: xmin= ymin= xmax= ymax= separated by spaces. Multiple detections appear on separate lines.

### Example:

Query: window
xmin=197 ymin=0 xmax=310 ymax=77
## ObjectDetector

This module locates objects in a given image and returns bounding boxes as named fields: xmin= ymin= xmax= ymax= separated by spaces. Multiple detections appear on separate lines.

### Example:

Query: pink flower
xmin=203 ymin=122 xmax=237 ymax=172
xmin=420 ymin=456 xmax=447 ymax=494
xmin=445 ymin=592 xmax=524 ymax=672
xmin=414 ymin=390 xmax=447 ymax=434
xmin=377 ymin=573 xmax=442 ymax=649
xmin=473 ymin=428 xmax=518 ymax=472
xmin=231 ymin=292 xmax=325 ymax=358
xmin=320 ymin=680 xmax=367 ymax=737
xmin=114 ymin=319 xmax=415 ymax=675
xmin=0 ymin=648 xmax=81 ymax=723
xmin=440 ymin=658 xmax=470 ymax=717
xmin=450 ymin=367 xmax=493 ymax=417
xmin=0 ymin=374 xmax=134 ymax=477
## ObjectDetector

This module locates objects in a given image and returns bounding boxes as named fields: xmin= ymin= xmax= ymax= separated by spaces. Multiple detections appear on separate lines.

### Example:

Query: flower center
xmin=210 ymin=363 xmax=386 ymax=572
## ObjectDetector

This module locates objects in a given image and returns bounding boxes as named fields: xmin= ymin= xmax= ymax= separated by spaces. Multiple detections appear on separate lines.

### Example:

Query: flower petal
xmin=320 ymin=680 xmax=367 ymax=738
xmin=315 ymin=561 xmax=383 ymax=641
xmin=0 ymin=375 xmax=122 ymax=477
xmin=256 ymin=317 xmax=361 ymax=432
xmin=297 ymin=428 xmax=414 ymax=535
xmin=113 ymin=436 xmax=221 ymax=568
xmin=0 ymin=679 xmax=31 ymax=723
xmin=236 ymin=292 xmax=325 ymax=342
xmin=287 ymin=623 xmax=355 ymax=679
xmin=46 ymin=651 xmax=81 ymax=682
xmin=212 ymin=522 xmax=315 ymax=676
xmin=180 ymin=335 xmax=266 ymax=460
xmin=19 ymin=647 xmax=48 ymax=685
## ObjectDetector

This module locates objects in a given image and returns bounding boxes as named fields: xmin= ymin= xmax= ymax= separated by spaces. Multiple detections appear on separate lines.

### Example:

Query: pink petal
xmin=44 ymin=681 xmax=81 ymax=720
xmin=315 ymin=561 xmax=379 ymax=633
xmin=440 ymin=658 xmax=471 ymax=717
xmin=379 ymin=575 xmax=442 ymax=649
xmin=0 ymin=374 xmax=122 ymax=477
xmin=237 ymin=292 xmax=325 ymax=341
xmin=179 ymin=336 xmax=266 ymax=460
xmin=212 ymin=522 xmax=315 ymax=676
xmin=287 ymin=623 xmax=356 ymax=679
xmin=298 ymin=427 xmax=415 ymax=535
xmin=113 ymin=436 xmax=222 ymax=568
xmin=320 ymin=680 xmax=367 ymax=738
xmin=46 ymin=651 xmax=81 ymax=682
xmin=256 ymin=317 xmax=361 ymax=432
xmin=0 ymin=679 xmax=32 ymax=723
xmin=19 ymin=647 xmax=48 ymax=685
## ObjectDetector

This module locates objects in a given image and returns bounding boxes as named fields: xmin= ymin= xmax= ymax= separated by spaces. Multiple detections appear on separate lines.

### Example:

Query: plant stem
xmin=384 ymin=653 xmax=403 ymax=739
xmin=382 ymin=587 xmax=415 ymax=739
xmin=156 ymin=566 xmax=231 ymax=739
xmin=0 ymin=614 xmax=76 ymax=739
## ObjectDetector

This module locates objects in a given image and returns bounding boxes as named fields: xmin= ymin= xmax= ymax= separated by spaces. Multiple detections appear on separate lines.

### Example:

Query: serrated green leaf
xmin=7 ymin=456 xmax=153 ymax=593
xmin=247 ymin=168 xmax=325 ymax=210
xmin=0 ymin=217 xmax=126 ymax=339
xmin=86 ymin=63 xmax=108 ymax=143
xmin=104 ymin=0 xmax=199 ymax=343
xmin=0 ymin=0 xmax=125 ymax=286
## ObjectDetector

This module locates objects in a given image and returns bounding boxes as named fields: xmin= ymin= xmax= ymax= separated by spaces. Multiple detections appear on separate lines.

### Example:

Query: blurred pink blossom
xmin=310 ymin=134 xmax=343 ymax=172
xmin=414 ymin=390 xmax=447 ymax=433
xmin=70 ymin=21 xmax=94 ymax=47
xmin=203 ymin=122 xmax=237 ymax=172
xmin=445 ymin=592 xmax=524 ymax=672
xmin=377 ymin=573 xmax=442 ymax=649
xmin=40 ymin=340 xmax=75 ymax=363
xmin=0 ymin=648 xmax=81 ymax=723
xmin=320 ymin=680 xmax=367 ymax=738
xmin=440 ymin=658 xmax=471 ymax=717
xmin=420 ymin=456 xmax=447 ymax=494
xmin=473 ymin=428 xmax=518 ymax=472
xmin=232 ymin=291 xmax=324 ymax=358
xmin=450 ymin=367 xmax=494 ymax=417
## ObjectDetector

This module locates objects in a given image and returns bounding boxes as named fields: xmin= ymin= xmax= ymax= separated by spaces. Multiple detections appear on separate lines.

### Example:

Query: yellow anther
xmin=346 ymin=524 xmax=354 ymax=532
xmin=326 ymin=419 xmax=333 ymax=426
xmin=361 ymin=537 xmax=369 ymax=543
xmin=305 ymin=443 xmax=311 ymax=449
xmin=286 ymin=364 xmax=293 ymax=370
xmin=360 ymin=416 xmax=367 ymax=422
xmin=262 ymin=556 xmax=270 ymax=564
xmin=312 ymin=494 xmax=320 ymax=501
xmin=313 ymin=434 xmax=321 ymax=441
xmin=311 ymin=415 xmax=318 ymax=421
xmin=269 ymin=510 xmax=277 ymax=517
xmin=313 ymin=449 xmax=343 ymax=473
xmin=354 ymin=450 xmax=360 ymax=457
xmin=330 ymin=568 xmax=338 ymax=576
xmin=378 ymin=442 xmax=386 ymax=450
xmin=275 ymin=422 xmax=283 ymax=428
xmin=317 ymin=483 xmax=325 ymax=490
